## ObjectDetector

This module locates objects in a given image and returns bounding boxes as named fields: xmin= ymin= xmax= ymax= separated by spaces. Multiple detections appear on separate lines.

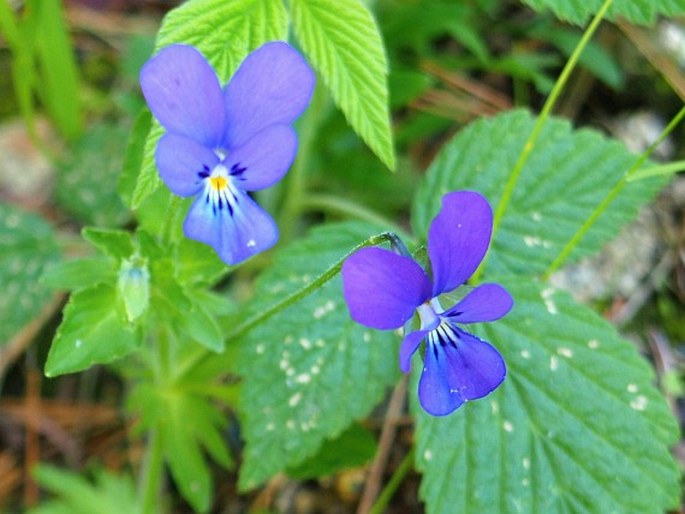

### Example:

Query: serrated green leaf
xmin=133 ymin=0 xmax=289 ymax=208
xmin=0 ymin=203 xmax=59 ymax=345
xmin=45 ymin=284 xmax=140 ymax=376
xmin=179 ymin=293 xmax=225 ymax=352
xmin=55 ymin=124 xmax=130 ymax=227
xmin=42 ymin=257 xmax=116 ymax=292
xmin=520 ymin=0 xmax=685 ymax=25
xmin=82 ymin=227 xmax=134 ymax=261
xmin=413 ymin=278 xmax=679 ymax=514
xmin=412 ymin=109 xmax=666 ymax=277
xmin=238 ymin=221 xmax=400 ymax=490
xmin=291 ymin=0 xmax=395 ymax=169
xmin=176 ymin=237 xmax=227 ymax=287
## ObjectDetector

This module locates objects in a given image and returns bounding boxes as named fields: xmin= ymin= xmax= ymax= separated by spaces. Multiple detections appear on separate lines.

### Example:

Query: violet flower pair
xmin=140 ymin=42 xmax=315 ymax=265
xmin=342 ymin=191 xmax=513 ymax=416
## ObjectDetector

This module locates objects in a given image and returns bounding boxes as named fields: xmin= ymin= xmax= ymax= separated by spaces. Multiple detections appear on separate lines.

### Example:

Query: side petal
xmin=183 ymin=188 xmax=278 ymax=265
xmin=224 ymin=42 xmax=315 ymax=148
xmin=442 ymin=327 xmax=506 ymax=401
xmin=399 ymin=329 xmax=428 ymax=373
xmin=418 ymin=337 xmax=466 ymax=416
xmin=156 ymin=134 xmax=219 ymax=197
xmin=342 ymin=248 xmax=431 ymax=330
xmin=140 ymin=44 xmax=226 ymax=147
xmin=428 ymin=191 xmax=493 ymax=296
xmin=443 ymin=283 xmax=514 ymax=324
xmin=226 ymin=125 xmax=297 ymax=191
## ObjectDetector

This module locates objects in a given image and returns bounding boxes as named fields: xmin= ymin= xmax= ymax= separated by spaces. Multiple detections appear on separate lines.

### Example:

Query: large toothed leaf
xmin=412 ymin=109 xmax=666 ymax=278
xmin=133 ymin=0 xmax=289 ymax=208
xmin=237 ymin=222 xmax=400 ymax=490
xmin=0 ymin=203 xmax=60 ymax=346
xmin=290 ymin=0 xmax=395 ymax=170
xmin=413 ymin=278 xmax=679 ymax=514
xmin=520 ymin=0 xmax=685 ymax=25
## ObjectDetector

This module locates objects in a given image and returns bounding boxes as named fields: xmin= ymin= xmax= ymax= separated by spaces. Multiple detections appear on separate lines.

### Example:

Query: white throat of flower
xmin=416 ymin=298 xmax=443 ymax=331
xmin=204 ymin=164 xmax=239 ymax=216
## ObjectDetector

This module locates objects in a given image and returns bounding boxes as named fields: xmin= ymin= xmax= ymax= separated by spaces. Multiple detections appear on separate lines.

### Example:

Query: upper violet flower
xmin=342 ymin=191 xmax=513 ymax=416
xmin=140 ymin=42 xmax=315 ymax=265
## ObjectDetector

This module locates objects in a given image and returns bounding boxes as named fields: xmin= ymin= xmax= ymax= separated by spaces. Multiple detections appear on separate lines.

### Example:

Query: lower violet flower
xmin=140 ymin=42 xmax=315 ymax=265
xmin=342 ymin=191 xmax=513 ymax=416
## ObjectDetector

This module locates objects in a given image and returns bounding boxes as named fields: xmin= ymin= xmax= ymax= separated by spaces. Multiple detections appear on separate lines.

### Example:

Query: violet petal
xmin=428 ymin=191 xmax=493 ymax=296
xmin=183 ymin=187 xmax=278 ymax=265
xmin=443 ymin=283 xmax=514 ymax=324
xmin=399 ymin=329 xmax=428 ymax=373
xmin=224 ymin=42 xmax=315 ymax=148
xmin=155 ymin=134 xmax=219 ymax=197
xmin=140 ymin=44 xmax=226 ymax=148
xmin=225 ymin=124 xmax=298 ymax=191
xmin=342 ymin=247 xmax=431 ymax=330
xmin=418 ymin=336 xmax=466 ymax=416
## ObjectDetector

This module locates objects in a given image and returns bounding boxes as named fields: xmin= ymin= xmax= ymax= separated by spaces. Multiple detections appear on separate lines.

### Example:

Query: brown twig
xmin=356 ymin=375 xmax=408 ymax=514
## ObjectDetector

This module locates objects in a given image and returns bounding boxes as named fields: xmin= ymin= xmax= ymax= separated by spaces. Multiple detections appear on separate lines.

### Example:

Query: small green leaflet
xmin=290 ymin=0 xmax=395 ymax=170
xmin=412 ymin=278 xmax=679 ymax=514
xmin=520 ymin=0 xmax=685 ymax=25
xmin=238 ymin=222 xmax=400 ymax=489
xmin=0 ymin=203 xmax=60 ymax=346
xmin=45 ymin=284 xmax=140 ymax=376
xmin=133 ymin=0 xmax=289 ymax=208
xmin=412 ymin=109 xmax=666 ymax=278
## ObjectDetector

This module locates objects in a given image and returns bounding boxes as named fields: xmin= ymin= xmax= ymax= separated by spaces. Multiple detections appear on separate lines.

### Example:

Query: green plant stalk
xmin=476 ymin=0 xmax=613 ymax=283
xmin=278 ymin=85 xmax=327 ymax=243
xmin=368 ymin=448 xmax=415 ymax=514
xmin=138 ymin=429 xmax=164 ymax=514
xmin=627 ymin=159 xmax=685 ymax=181
xmin=544 ymin=104 xmax=685 ymax=278
xmin=179 ymin=231 xmax=400 ymax=378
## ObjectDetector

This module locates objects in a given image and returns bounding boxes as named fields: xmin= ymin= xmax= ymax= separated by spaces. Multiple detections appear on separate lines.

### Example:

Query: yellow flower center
xmin=209 ymin=175 xmax=228 ymax=191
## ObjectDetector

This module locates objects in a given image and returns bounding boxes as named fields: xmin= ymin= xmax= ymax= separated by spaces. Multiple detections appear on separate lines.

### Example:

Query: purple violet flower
xmin=342 ymin=191 xmax=513 ymax=416
xmin=140 ymin=42 xmax=315 ymax=265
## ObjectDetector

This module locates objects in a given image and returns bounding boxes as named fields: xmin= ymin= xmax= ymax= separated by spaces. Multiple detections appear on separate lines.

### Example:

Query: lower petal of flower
xmin=418 ymin=322 xmax=506 ymax=416
xmin=183 ymin=178 xmax=277 ymax=265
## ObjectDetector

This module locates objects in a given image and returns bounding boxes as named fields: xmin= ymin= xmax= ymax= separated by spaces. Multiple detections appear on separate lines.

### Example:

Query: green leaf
xmin=412 ymin=109 xmax=666 ymax=277
xmin=82 ymin=227 xmax=134 ymax=261
xmin=29 ymin=465 xmax=139 ymax=514
xmin=291 ymin=0 xmax=395 ymax=169
xmin=413 ymin=278 xmax=679 ymax=514
xmin=55 ymin=123 xmax=130 ymax=227
xmin=118 ymin=109 xmax=152 ymax=209
xmin=286 ymin=423 xmax=377 ymax=479
xmin=0 ymin=203 xmax=59 ymax=345
xmin=45 ymin=284 xmax=140 ymax=376
xmin=133 ymin=0 xmax=289 ymax=208
xmin=520 ymin=0 xmax=685 ymax=25
xmin=179 ymin=292 xmax=225 ymax=352
xmin=42 ymin=257 xmax=116 ymax=292
xmin=238 ymin=221 xmax=400 ymax=490
xmin=31 ymin=0 xmax=82 ymax=140
xmin=117 ymin=256 xmax=150 ymax=323
xmin=128 ymin=382 xmax=233 ymax=512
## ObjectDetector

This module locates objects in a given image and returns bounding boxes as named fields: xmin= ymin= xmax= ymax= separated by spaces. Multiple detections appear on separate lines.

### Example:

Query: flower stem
xmin=543 ymin=104 xmax=685 ymax=279
xmin=476 ymin=0 xmax=612 ymax=283
xmin=367 ymin=447 xmax=415 ymax=514
xmin=278 ymin=86 xmax=327 ymax=243
xmin=224 ymin=232 xmax=400 ymax=342
xmin=137 ymin=429 xmax=164 ymax=514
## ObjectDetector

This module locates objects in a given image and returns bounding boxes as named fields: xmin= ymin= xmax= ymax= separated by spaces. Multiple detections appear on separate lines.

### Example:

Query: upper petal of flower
xmin=342 ymin=247 xmax=431 ymax=330
xmin=399 ymin=329 xmax=428 ymax=373
xmin=443 ymin=283 xmax=514 ymax=324
xmin=225 ymin=124 xmax=298 ymax=191
xmin=223 ymin=42 xmax=315 ymax=148
xmin=418 ymin=324 xmax=505 ymax=416
xmin=183 ymin=185 xmax=278 ymax=265
xmin=140 ymin=44 xmax=226 ymax=148
xmin=156 ymin=134 xmax=219 ymax=197
xmin=428 ymin=191 xmax=493 ymax=297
